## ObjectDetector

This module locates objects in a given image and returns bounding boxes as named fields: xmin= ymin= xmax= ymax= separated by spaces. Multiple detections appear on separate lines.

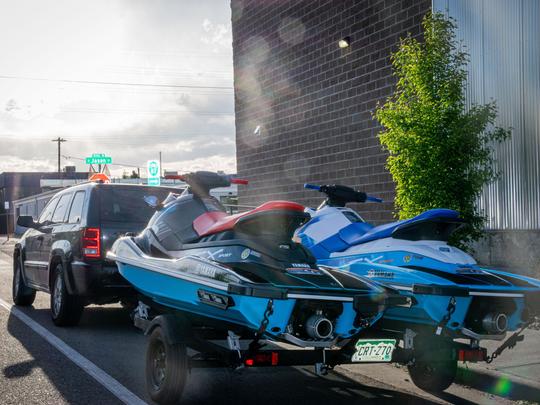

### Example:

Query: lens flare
xmin=493 ymin=376 xmax=512 ymax=396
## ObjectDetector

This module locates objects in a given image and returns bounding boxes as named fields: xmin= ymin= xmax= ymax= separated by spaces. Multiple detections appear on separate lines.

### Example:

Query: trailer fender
xmin=144 ymin=314 xmax=192 ymax=345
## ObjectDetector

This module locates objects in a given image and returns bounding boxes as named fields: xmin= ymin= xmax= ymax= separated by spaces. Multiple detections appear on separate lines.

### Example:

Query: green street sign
xmin=147 ymin=160 xmax=161 ymax=186
xmin=85 ymin=153 xmax=112 ymax=165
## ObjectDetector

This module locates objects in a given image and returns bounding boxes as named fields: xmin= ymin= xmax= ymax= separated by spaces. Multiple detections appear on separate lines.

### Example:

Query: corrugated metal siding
xmin=434 ymin=0 xmax=540 ymax=230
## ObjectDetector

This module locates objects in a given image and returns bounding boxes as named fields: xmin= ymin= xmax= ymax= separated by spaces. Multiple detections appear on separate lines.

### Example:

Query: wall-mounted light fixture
xmin=338 ymin=36 xmax=351 ymax=48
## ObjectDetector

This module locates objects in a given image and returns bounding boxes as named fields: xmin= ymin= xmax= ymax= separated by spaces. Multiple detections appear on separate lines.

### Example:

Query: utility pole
xmin=51 ymin=137 xmax=67 ymax=173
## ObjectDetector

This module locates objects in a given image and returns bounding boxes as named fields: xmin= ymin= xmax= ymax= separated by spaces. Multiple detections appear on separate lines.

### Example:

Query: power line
xmin=0 ymin=74 xmax=233 ymax=90
xmin=58 ymin=108 xmax=233 ymax=115
xmin=0 ymin=132 xmax=233 ymax=140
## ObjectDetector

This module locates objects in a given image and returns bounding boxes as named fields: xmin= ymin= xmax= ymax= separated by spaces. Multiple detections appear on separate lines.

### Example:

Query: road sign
xmin=147 ymin=160 xmax=161 ymax=186
xmin=85 ymin=153 xmax=112 ymax=165
xmin=4 ymin=201 xmax=9 ymax=210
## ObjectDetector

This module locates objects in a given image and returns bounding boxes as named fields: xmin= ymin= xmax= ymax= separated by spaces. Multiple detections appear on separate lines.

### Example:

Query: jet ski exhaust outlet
xmin=306 ymin=311 xmax=334 ymax=339
xmin=482 ymin=313 xmax=508 ymax=334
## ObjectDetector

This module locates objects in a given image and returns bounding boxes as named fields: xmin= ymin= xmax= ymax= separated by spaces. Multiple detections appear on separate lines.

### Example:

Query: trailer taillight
xmin=82 ymin=227 xmax=101 ymax=258
xmin=244 ymin=352 xmax=279 ymax=367
xmin=458 ymin=347 xmax=487 ymax=362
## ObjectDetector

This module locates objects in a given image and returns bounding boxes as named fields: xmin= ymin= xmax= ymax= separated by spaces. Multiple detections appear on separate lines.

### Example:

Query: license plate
xmin=352 ymin=339 xmax=396 ymax=362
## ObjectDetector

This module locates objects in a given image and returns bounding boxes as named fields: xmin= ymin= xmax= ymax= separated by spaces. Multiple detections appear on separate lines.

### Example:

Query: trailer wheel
xmin=146 ymin=326 xmax=188 ymax=404
xmin=407 ymin=337 xmax=457 ymax=393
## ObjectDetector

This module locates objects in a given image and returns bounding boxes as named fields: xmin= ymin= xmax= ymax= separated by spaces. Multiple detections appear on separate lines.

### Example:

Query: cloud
xmin=201 ymin=18 xmax=232 ymax=49
xmin=165 ymin=155 xmax=236 ymax=174
xmin=0 ymin=155 xmax=55 ymax=172
xmin=0 ymin=0 xmax=236 ymax=176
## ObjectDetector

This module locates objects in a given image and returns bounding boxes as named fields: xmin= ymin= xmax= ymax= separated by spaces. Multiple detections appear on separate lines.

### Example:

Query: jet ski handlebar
xmin=304 ymin=183 xmax=383 ymax=207
xmin=165 ymin=171 xmax=248 ymax=194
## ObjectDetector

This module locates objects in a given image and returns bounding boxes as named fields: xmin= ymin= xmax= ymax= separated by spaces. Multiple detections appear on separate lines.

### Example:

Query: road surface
xmin=0 ymin=244 xmax=527 ymax=405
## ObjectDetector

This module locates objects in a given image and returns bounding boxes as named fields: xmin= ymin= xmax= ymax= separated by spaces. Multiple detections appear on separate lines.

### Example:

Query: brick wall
xmin=232 ymin=0 xmax=430 ymax=224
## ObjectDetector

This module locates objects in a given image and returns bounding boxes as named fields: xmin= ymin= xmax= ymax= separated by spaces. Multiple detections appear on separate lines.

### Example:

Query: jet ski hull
xmin=108 ymin=237 xmax=394 ymax=346
xmin=298 ymin=206 xmax=540 ymax=340
xmin=314 ymin=248 xmax=540 ymax=339
xmin=117 ymin=261 xmax=296 ymax=332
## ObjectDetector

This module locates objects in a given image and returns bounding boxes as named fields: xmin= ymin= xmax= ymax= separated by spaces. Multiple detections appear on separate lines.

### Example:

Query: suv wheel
xmin=50 ymin=264 xmax=84 ymax=326
xmin=12 ymin=259 xmax=36 ymax=306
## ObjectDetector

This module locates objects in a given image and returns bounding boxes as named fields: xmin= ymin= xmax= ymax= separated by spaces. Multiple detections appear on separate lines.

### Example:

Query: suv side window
xmin=51 ymin=194 xmax=72 ymax=223
xmin=68 ymin=191 xmax=86 ymax=223
xmin=38 ymin=197 xmax=60 ymax=225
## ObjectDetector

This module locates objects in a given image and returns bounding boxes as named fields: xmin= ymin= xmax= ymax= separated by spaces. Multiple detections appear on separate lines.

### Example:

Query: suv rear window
xmin=38 ymin=197 xmax=59 ymax=224
xmin=99 ymin=186 xmax=177 ymax=223
xmin=52 ymin=194 xmax=72 ymax=223
xmin=68 ymin=191 xmax=86 ymax=223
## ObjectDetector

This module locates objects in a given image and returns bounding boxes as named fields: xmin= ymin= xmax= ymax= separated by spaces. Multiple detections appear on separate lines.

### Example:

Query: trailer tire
xmin=146 ymin=326 xmax=188 ymax=404
xmin=407 ymin=339 xmax=457 ymax=393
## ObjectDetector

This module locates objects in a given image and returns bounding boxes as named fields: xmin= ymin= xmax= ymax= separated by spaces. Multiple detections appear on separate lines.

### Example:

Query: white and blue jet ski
xmin=296 ymin=183 xmax=540 ymax=392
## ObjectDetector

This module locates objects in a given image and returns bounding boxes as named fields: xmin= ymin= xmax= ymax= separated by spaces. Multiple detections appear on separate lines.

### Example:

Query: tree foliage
xmin=374 ymin=12 xmax=511 ymax=246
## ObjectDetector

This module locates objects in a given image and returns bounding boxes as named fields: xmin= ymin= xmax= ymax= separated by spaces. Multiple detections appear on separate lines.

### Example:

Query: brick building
xmin=232 ymin=0 xmax=430 ymax=224
xmin=232 ymin=1 xmax=540 ymax=275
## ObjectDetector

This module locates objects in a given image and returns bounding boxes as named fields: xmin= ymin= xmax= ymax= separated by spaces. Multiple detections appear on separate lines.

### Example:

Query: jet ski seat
xmin=340 ymin=208 xmax=461 ymax=246
xmin=193 ymin=201 xmax=306 ymax=238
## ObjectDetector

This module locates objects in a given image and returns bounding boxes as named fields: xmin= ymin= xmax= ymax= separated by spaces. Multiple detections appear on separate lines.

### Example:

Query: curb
xmin=456 ymin=364 xmax=540 ymax=403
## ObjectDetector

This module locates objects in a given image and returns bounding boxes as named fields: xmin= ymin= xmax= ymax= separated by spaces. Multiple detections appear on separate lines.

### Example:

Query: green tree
xmin=374 ymin=12 xmax=510 ymax=246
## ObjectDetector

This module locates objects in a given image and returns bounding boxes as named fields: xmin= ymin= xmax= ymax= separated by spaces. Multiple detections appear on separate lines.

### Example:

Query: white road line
xmin=0 ymin=297 xmax=147 ymax=405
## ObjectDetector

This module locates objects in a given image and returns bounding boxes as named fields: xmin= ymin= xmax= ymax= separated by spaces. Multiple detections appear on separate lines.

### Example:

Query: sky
xmin=0 ymin=0 xmax=235 ymax=177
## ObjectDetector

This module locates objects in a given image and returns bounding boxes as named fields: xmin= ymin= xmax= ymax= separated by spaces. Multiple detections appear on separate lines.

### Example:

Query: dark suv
xmin=12 ymin=182 xmax=178 ymax=326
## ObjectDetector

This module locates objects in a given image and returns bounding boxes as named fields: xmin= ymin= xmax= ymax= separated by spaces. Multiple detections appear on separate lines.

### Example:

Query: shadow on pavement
xmin=180 ymin=365 xmax=443 ymax=405
xmin=456 ymin=366 xmax=540 ymax=403
xmin=3 ymin=305 xmax=448 ymax=405
xmin=5 ymin=308 xmax=122 ymax=404
xmin=3 ymin=359 xmax=38 ymax=378
xmin=430 ymin=391 xmax=485 ymax=405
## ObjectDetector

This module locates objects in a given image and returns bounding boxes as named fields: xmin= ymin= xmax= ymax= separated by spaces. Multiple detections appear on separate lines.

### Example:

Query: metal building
xmin=434 ymin=0 xmax=540 ymax=274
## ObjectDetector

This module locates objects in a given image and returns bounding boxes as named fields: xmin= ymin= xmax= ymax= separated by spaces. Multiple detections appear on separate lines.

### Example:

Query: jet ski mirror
xmin=143 ymin=195 xmax=163 ymax=210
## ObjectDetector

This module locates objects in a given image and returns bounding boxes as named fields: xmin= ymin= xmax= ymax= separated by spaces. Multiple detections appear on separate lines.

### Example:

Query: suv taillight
xmin=82 ymin=227 xmax=101 ymax=258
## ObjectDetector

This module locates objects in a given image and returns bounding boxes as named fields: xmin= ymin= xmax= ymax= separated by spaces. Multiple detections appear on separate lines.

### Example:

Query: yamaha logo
xmin=240 ymin=248 xmax=251 ymax=260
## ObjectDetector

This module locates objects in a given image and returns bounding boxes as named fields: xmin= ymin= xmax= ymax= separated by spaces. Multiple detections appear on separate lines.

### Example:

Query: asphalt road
xmin=0 ymin=246 xmax=520 ymax=405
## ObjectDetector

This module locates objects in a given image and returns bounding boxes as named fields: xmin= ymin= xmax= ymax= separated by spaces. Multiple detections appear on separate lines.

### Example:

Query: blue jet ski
xmin=108 ymin=172 xmax=409 ymax=364
xmin=296 ymin=183 xmax=540 ymax=392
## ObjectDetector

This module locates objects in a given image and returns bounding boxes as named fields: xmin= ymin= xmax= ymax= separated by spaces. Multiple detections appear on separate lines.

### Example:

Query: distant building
xmin=0 ymin=170 xmax=88 ymax=234
xmin=231 ymin=0 xmax=540 ymax=276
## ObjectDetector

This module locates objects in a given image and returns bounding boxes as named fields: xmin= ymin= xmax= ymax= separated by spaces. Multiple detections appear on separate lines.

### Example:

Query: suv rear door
xmin=24 ymin=196 xmax=59 ymax=287
xmin=38 ymin=192 xmax=73 ymax=286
